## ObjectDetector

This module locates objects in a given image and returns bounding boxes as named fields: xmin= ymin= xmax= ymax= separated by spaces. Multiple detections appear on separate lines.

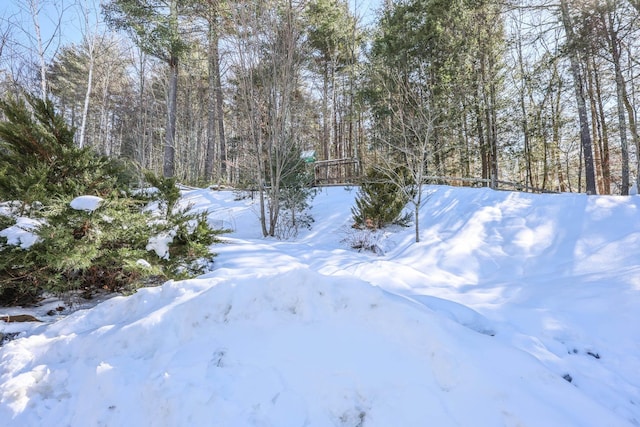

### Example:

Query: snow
xmin=146 ymin=228 xmax=176 ymax=260
xmin=0 ymin=217 xmax=43 ymax=249
xmin=136 ymin=259 xmax=152 ymax=268
xmin=69 ymin=195 xmax=103 ymax=212
xmin=1 ymin=185 xmax=639 ymax=426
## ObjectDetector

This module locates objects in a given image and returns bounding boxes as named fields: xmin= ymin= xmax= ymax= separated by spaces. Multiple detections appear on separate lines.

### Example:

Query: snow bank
xmin=0 ymin=268 xmax=630 ymax=426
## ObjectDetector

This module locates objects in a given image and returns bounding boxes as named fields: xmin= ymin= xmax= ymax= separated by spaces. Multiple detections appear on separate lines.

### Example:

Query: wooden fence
xmin=313 ymin=169 xmax=558 ymax=194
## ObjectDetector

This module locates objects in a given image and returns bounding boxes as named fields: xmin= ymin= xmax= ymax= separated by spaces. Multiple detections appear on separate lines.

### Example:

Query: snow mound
xmin=0 ymin=268 xmax=630 ymax=426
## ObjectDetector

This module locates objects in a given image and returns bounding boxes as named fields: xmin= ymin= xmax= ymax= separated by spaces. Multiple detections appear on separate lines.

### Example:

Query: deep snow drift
xmin=1 ymin=186 xmax=639 ymax=426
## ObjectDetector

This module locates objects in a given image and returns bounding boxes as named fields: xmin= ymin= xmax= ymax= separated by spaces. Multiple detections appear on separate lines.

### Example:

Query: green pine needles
xmin=0 ymin=93 xmax=136 ymax=212
xmin=351 ymin=167 xmax=410 ymax=230
xmin=0 ymin=92 xmax=223 ymax=306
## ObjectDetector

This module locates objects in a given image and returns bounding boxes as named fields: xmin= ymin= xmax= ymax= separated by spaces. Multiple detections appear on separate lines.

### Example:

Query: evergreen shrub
xmin=142 ymin=173 xmax=225 ymax=277
xmin=351 ymin=166 xmax=410 ymax=230
xmin=0 ymin=94 xmax=138 ymax=210
xmin=0 ymin=92 xmax=223 ymax=305
xmin=276 ymin=164 xmax=316 ymax=239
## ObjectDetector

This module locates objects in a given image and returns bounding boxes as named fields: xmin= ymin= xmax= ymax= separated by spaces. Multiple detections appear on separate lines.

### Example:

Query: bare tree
xmin=0 ymin=15 xmax=10 ymax=61
xmin=15 ymin=0 xmax=66 ymax=99
xmin=76 ymin=0 xmax=107 ymax=148
xmin=231 ymin=0 xmax=311 ymax=237
xmin=30 ymin=0 xmax=48 ymax=99
xmin=373 ymin=72 xmax=436 ymax=243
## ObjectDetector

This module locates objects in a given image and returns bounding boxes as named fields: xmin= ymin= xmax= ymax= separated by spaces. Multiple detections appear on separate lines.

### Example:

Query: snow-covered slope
xmin=1 ymin=186 xmax=639 ymax=426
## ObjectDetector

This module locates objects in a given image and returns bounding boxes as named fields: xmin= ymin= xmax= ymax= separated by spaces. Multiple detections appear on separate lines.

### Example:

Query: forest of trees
xmin=1 ymin=0 xmax=639 ymax=196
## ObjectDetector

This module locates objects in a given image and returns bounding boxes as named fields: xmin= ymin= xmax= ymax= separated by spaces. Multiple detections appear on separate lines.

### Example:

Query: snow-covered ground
xmin=1 ymin=185 xmax=639 ymax=426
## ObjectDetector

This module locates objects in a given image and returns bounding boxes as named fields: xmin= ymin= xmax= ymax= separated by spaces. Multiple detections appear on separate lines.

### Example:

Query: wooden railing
xmin=313 ymin=172 xmax=559 ymax=194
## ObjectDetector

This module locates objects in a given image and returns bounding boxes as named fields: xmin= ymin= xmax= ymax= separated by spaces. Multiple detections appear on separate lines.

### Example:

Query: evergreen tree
xmin=306 ymin=0 xmax=357 ymax=163
xmin=351 ymin=167 xmax=409 ymax=229
xmin=0 ymin=91 xmax=223 ymax=305
xmin=275 ymin=150 xmax=317 ymax=239
xmin=368 ymin=0 xmax=505 ymax=185
xmin=0 ymin=93 xmax=133 ymax=210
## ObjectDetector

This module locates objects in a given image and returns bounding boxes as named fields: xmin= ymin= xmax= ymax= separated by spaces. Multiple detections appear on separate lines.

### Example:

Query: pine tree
xmin=0 ymin=92 xmax=223 ymax=305
xmin=0 ymin=93 xmax=134 ymax=209
xmin=351 ymin=167 xmax=409 ymax=229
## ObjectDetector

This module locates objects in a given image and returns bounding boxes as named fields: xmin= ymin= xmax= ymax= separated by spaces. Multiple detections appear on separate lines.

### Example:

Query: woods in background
xmin=0 ymin=0 xmax=639 ymax=196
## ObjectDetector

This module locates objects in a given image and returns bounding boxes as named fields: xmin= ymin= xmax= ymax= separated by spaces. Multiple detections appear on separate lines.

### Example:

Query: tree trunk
xmin=488 ymin=64 xmax=499 ymax=189
xmin=204 ymin=19 xmax=218 ymax=182
xmin=203 ymin=2 xmax=227 ymax=183
xmin=592 ymin=60 xmax=611 ymax=195
xmin=603 ymin=6 xmax=630 ymax=194
xmin=214 ymin=38 xmax=226 ymax=180
xmin=414 ymin=202 xmax=420 ymax=243
xmin=331 ymin=60 xmax=338 ymax=160
xmin=29 ymin=0 xmax=47 ymax=100
xmin=517 ymin=34 xmax=533 ymax=190
xmin=476 ymin=101 xmax=488 ymax=185
xmin=322 ymin=62 xmax=330 ymax=181
xmin=551 ymin=74 xmax=567 ymax=192
xmin=560 ymin=0 xmax=597 ymax=194
xmin=163 ymin=55 xmax=178 ymax=178
xmin=79 ymin=43 xmax=95 ymax=149
xmin=587 ymin=57 xmax=605 ymax=195
xmin=78 ymin=0 xmax=99 ymax=149
xmin=137 ymin=50 xmax=149 ymax=167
